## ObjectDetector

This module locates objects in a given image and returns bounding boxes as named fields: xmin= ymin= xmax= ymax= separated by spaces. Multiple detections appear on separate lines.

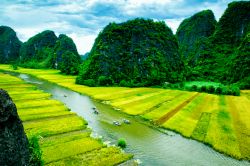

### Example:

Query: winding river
xmin=11 ymin=72 xmax=249 ymax=166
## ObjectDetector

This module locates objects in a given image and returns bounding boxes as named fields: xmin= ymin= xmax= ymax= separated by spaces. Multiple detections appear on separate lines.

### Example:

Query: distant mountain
xmin=81 ymin=52 xmax=89 ymax=61
xmin=19 ymin=30 xmax=57 ymax=62
xmin=77 ymin=18 xmax=184 ymax=86
xmin=19 ymin=31 xmax=81 ymax=74
xmin=53 ymin=34 xmax=81 ymax=70
xmin=0 ymin=26 xmax=22 ymax=63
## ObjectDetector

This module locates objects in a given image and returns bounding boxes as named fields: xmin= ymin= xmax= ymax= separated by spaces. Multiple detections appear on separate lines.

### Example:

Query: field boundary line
xmin=44 ymin=146 xmax=104 ymax=164
xmin=155 ymin=93 xmax=200 ymax=125
xmin=23 ymin=114 xmax=77 ymax=124
xmin=140 ymin=93 xmax=185 ymax=115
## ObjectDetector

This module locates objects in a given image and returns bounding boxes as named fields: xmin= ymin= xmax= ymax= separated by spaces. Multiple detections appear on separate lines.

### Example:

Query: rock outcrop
xmin=0 ymin=89 xmax=30 ymax=166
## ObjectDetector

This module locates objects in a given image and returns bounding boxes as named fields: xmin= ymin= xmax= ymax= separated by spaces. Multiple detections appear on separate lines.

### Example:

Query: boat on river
xmin=123 ymin=119 xmax=130 ymax=124
xmin=113 ymin=121 xmax=121 ymax=126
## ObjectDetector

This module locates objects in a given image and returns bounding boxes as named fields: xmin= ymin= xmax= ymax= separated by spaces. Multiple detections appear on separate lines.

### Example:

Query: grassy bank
xmin=0 ymin=71 xmax=132 ymax=165
xmin=0 ymin=64 xmax=249 ymax=161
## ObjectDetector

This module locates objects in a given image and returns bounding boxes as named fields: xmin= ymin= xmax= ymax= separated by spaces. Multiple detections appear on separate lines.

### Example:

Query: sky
xmin=0 ymin=0 xmax=241 ymax=55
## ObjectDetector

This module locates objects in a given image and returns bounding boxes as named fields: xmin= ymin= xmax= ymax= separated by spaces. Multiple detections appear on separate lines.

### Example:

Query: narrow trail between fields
xmin=155 ymin=93 xmax=200 ymax=125
xmin=141 ymin=93 xmax=185 ymax=115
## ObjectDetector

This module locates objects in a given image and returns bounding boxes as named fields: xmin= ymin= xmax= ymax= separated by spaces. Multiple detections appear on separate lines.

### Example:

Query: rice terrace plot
xmin=0 ymin=72 xmax=132 ymax=165
xmin=0 ymin=65 xmax=250 ymax=161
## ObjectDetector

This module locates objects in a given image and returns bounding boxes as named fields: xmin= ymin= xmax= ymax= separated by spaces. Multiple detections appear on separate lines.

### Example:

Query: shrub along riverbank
xmin=163 ymin=81 xmax=240 ymax=96
xmin=0 ymin=65 xmax=249 ymax=161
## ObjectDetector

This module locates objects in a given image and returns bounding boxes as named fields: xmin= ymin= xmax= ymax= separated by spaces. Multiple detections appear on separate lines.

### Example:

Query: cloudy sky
xmin=0 ymin=0 xmax=240 ymax=54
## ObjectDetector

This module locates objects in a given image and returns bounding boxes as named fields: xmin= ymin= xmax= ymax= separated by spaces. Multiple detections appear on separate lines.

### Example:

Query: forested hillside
xmin=178 ymin=1 xmax=250 ymax=88
xmin=176 ymin=10 xmax=216 ymax=62
xmin=77 ymin=18 xmax=184 ymax=86
xmin=18 ymin=31 xmax=81 ymax=74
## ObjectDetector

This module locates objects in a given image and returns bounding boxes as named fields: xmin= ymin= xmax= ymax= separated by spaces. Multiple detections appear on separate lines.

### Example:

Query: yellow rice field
xmin=0 ymin=72 xmax=132 ymax=165
xmin=0 ymin=64 xmax=249 ymax=160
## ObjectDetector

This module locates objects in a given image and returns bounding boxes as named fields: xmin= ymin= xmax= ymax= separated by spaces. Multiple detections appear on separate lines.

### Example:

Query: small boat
xmin=64 ymin=95 xmax=67 ymax=97
xmin=93 ymin=109 xmax=99 ymax=114
xmin=113 ymin=121 xmax=121 ymax=126
xmin=123 ymin=119 xmax=130 ymax=124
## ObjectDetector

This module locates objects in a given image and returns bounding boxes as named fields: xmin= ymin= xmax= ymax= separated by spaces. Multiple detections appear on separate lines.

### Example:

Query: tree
xmin=58 ymin=51 xmax=80 ymax=75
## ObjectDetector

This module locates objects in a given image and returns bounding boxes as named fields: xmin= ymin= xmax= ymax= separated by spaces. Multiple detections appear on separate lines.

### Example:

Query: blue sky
xmin=0 ymin=0 xmax=240 ymax=54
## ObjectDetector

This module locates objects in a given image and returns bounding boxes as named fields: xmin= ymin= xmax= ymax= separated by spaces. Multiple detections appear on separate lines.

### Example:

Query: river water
xmin=12 ymin=72 xmax=249 ymax=166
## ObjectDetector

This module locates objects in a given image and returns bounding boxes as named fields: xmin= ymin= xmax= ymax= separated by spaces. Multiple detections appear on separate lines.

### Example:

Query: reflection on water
xmin=15 ymin=73 xmax=249 ymax=166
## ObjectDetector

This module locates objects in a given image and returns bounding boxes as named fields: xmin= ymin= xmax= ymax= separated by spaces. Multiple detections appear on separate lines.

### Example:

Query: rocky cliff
xmin=0 ymin=89 xmax=30 ymax=166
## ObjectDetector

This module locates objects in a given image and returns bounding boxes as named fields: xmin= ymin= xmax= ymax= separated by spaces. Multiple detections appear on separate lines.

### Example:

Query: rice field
xmin=0 ymin=64 xmax=249 ymax=161
xmin=0 ymin=72 xmax=132 ymax=165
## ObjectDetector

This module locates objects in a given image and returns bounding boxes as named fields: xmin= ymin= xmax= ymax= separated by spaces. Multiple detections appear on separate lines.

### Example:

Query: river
xmin=11 ymin=72 xmax=249 ymax=166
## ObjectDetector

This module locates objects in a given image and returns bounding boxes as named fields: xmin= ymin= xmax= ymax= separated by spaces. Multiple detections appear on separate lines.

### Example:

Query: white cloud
xmin=0 ymin=0 xmax=241 ymax=54
xmin=164 ymin=18 xmax=185 ymax=33
xmin=68 ymin=33 xmax=97 ymax=54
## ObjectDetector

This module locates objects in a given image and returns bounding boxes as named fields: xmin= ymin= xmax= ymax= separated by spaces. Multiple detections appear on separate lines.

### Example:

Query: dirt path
xmin=141 ymin=93 xmax=185 ymax=115
xmin=155 ymin=93 xmax=200 ymax=125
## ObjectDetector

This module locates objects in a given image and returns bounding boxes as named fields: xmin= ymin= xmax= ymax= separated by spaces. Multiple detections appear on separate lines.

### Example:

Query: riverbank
xmin=0 ymin=72 xmax=132 ymax=165
xmin=0 ymin=64 xmax=249 ymax=161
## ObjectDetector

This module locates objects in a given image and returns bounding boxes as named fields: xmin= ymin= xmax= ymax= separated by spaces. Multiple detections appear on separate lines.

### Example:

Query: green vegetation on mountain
xmin=181 ymin=1 xmax=250 ymax=88
xmin=176 ymin=10 xmax=216 ymax=62
xmin=19 ymin=31 xmax=81 ymax=74
xmin=77 ymin=18 xmax=184 ymax=87
xmin=0 ymin=26 xmax=22 ymax=63
xmin=58 ymin=51 xmax=81 ymax=75
xmin=50 ymin=34 xmax=81 ymax=74
xmin=210 ymin=1 xmax=250 ymax=85
xmin=19 ymin=30 xmax=57 ymax=63
xmin=229 ymin=32 xmax=250 ymax=89
xmin=211 ymin=1 xmax=250 ymax=48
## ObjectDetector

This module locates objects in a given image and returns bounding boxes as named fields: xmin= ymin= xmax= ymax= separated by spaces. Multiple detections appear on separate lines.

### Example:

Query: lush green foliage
xmin=29 ymin=135 xmax=43 ymax=166
xmin=0 ymin=26 xmax=22 ymax=63
xmin=53 ymin=34 xmax=81 ymax=74
xmin=20 ymin=30 xmax=57 ymax=63
xmin=77 ymin=18 xmax=184 ymax=87
xmin=177 ymin=10 xmax=216 ymax=61
xmin=163 ymin=81 xmax=240 ymax=96
xmin=18 ymin=31 xmax=81 ymax=75
xmin=117 ymin=138 xmax=127 ymax=149
xmin=58 ymin=51 xmax=80 ymax=75
xmin=182 ymin=1 xmax=250 ymax=88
